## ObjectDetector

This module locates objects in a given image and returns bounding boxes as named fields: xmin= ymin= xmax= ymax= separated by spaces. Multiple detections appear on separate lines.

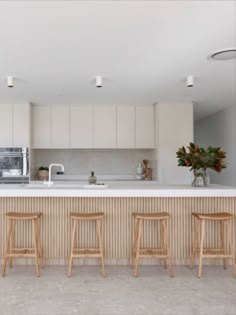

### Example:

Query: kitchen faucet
xmin=44 ymin=163 xmax=64 ymax=187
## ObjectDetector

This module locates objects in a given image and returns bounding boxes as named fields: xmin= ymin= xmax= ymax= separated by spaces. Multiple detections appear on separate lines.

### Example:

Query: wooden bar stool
xmin=190 ymin=212 xmax=236 ymax=278
xmin=132 ymin=212 xmax=173 ymax=278
xmin=2 ymin=212 xmax=43 ymax=277
xmin=68 ymin=212 xmax=106 ymax=277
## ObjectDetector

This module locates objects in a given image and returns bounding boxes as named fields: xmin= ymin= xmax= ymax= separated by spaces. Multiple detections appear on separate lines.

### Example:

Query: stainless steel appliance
xmin=0 ymin=148 xmax=29 ymax=183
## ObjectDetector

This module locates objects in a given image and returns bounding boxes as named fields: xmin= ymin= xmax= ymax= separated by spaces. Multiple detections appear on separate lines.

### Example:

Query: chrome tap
xmin=45 ymin=163 xmax=64 ymax=187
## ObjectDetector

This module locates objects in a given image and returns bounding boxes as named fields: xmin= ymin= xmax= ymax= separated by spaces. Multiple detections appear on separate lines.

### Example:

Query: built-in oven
xmin=0 ymin=148 xmax=29 ymax=183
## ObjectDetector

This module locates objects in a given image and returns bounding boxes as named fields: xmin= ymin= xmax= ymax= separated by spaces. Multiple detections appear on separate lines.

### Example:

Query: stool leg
xmin=68 ymin=219 xmax=77 ymax=277
xmin=131 ymin=217 xmax=139 ymax=268
xmin=226 ymin=220 xmax=236 ymax=277
xmin=190 ymin=216 xmax=198 ymax=269
xmin=96 ymin=219 xmax=106 ymax=277
xmin=35 ymin=219 xmax=44 ymax=268
xmin=9 ymin=220 xmax=16 ymax=268
xmin=161 ymin=220 xmax=167 ymax=269
xmin=163 ymin=219 xmax=174 ymax=278
xmin=220 ymin=221 xmax=227 ymax=270
xmin=198 ymin=219 xmax=205 ymax=278
xmin=2 ymin=219 xmax=13 ymax=277
xmin=32 ymin=219 xmax=40 ymax=277
xmin=134 ymin=219 xmax=142 ymax=277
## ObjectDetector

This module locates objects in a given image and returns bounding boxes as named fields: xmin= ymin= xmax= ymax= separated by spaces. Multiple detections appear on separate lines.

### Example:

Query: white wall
xmin=194 ymin=105 xmax=236 ymax=186
xmin=32 ymin=149 xmax=155 ymax=180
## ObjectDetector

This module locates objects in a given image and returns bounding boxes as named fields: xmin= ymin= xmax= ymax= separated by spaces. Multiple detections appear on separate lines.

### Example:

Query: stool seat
xmin=70 ymin=212 xmax=104 ymax=220
xmin=132 ymin=212 xmax=169 ymax=220
xmin=192 ymin=212 xmax=233 ymax=221
xmin=6 ymin=212 xmax=42 ymax=220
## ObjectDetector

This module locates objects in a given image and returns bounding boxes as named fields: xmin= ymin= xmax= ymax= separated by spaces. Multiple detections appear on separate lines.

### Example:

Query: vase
xmin=37 ymin=170 xmax=49 ymax=181
xmin=192 ymin=168 xmax=208 ymax=187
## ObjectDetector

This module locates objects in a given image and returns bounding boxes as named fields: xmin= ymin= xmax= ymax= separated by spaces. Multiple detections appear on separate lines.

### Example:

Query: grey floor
xmin=0 ymin=265 xmax=235 ymax=315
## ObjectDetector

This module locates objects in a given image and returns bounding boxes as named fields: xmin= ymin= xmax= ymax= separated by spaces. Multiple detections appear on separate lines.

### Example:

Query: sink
xmin=22 ymin=182 xmax=108 ymax=189
xmin=22 ymin=183 xmax=83 ymax=189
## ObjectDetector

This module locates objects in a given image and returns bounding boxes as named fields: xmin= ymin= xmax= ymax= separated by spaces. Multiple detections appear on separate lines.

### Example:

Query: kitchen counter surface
xmin=0 ymin=181 xmax=235 ymax=197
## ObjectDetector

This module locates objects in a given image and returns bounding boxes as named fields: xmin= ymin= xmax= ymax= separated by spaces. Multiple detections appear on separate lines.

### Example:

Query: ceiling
xmin=0 ymin=0 xmax=235 ymax=120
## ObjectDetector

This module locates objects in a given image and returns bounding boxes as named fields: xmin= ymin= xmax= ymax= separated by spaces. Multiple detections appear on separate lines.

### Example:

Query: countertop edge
xmin=0 ymin=188 xmax=236 ymax=197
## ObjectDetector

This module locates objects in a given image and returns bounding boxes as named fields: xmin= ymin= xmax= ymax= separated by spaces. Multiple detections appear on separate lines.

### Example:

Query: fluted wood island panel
xmin=0 ymin=197 xmax=235 ymax=265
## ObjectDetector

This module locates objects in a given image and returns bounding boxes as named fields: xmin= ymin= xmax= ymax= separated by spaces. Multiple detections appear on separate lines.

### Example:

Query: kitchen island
xmin=0 ymin=182 xmax=235 ymax=266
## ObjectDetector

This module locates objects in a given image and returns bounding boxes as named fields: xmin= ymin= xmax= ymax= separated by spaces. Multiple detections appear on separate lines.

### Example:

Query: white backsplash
xmin=32 ymin=149 xmax=156 ymax=180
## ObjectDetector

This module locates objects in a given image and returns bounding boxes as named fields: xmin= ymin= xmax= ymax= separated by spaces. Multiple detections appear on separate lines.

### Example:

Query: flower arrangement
xmin=176 ymin=143 xmax=226 ymax=186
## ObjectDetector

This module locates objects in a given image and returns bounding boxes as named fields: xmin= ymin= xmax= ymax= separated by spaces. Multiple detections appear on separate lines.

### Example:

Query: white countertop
xmin=0 ymin=181 xmax=235 ymax=197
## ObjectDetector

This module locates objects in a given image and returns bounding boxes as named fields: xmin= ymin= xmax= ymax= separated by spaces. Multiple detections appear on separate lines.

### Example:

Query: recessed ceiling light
xmin=210 ymin=48 xmax=236 ymax=60
xmin=186 ymin=75 xmax=194 ymax=87
xmin=7 ymin=76 xmax=14 ymax=88
xmin=96 ymin=76 xmax=102 ymax=88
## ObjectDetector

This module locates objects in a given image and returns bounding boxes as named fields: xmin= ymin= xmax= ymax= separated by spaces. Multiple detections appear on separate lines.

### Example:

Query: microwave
xmin=0 ymin=148 xmax=29 ymax=183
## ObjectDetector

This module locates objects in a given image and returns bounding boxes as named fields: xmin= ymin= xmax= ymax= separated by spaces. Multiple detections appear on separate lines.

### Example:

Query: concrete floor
xmin=0 ymin=265 xmax=235 ymax=315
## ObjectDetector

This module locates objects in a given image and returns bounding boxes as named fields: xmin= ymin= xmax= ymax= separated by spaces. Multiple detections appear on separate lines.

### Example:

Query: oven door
xmin=0 ymin=148 xmax=29 ymax=183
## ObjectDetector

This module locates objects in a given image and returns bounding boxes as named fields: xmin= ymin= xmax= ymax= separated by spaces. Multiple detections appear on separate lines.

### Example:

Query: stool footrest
xmin=11 ymin=247 xmax=35 ymax=252
xmin=72 ymin=248 xmax=102 ymax=257
xmin=194 ymin=248 xmax=226 ymax=255
xmin=139 ymin=248 xmax=167 ymax=257
xmin=7 ymin=253 xmax=36 ymax=258
xmin=201 ymin=254 xmax=232 ymax=258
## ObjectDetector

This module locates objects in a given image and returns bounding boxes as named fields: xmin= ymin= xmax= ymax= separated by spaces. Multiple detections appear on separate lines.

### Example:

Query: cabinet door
xmin=117 ymin=105 xmax=135 ymax=148
xmin=158 ymin=103 xmax=193 ymax=184
xmin=70 ymin=105 xmax=93 ymax=148
xmin=13 ymin=104 xmax=30 ymax=147
xmin=93 ymin=105 xmax=116 ymax=148
xmin=0 ymin=104 xmax=13 ymax=146
xmin=135 ymin=105 xmax=155 ymax=148
xmin=51 ymin=105 xmax=69 ymax=148
xmin=32 ymin=105 xmax=51 ymax=148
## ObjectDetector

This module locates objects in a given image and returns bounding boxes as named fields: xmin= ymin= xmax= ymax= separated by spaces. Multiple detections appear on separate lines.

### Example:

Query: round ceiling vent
xmin=210 ymin=48 xmax=236 ymax=60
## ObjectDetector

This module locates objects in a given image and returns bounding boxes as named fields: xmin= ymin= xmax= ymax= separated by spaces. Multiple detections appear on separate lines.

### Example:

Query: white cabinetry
xmin=31 ymin=104 xmax=155 ymax=149
xmin=13 ymin=104 xmax=30 ymax=147
xmin=135 ymin=105 xmax=155 ymax=148
xmin=0 ymin=103 xmax=30 ymax=147
xmin=157 ymin=102 xmax=193 ymax=184
xmin=117 ymin=105 xmax=135 ymax=148
xmin=32 ymin=105 xmax=51 ymax=148
xmin=0 ymin=104 xmax=13 ymax=146
xmin=93 ymin=105 xmax=116 ymax=148
xmin=70 ymin=105 xmax=93 ymax=148
xmin=51 ymin=105 xmax=69 ymax=148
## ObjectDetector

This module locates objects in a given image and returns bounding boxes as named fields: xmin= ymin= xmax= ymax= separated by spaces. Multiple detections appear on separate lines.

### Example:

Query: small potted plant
xmin=176 ymin=143 xmax=226 ymax=186
xmin=36 ymin=166 xmax=49 ymax=181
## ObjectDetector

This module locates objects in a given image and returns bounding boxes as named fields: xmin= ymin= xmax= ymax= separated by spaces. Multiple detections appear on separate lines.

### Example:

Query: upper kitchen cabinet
xmin=117 ymin=105 xmax=135 ymax=148
xmin=0 ymin=103 xmax=30 ymax=147
xmin=93 ymin=105 xmax=116 ymax=148
xmin=13 ymin=104 xmax=30 ymax=147
xmin=0 ymin=104 xmax=13 ymax=147
xmin=135 ymin=105 xmax=155 ymax=148
xmin=70 ymin=105 xmax=93 ymax=148
xmin=51 ymin=105 xmax=69 ymax=148
xmin=32 ymin=105 xmax=51 ymax=148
